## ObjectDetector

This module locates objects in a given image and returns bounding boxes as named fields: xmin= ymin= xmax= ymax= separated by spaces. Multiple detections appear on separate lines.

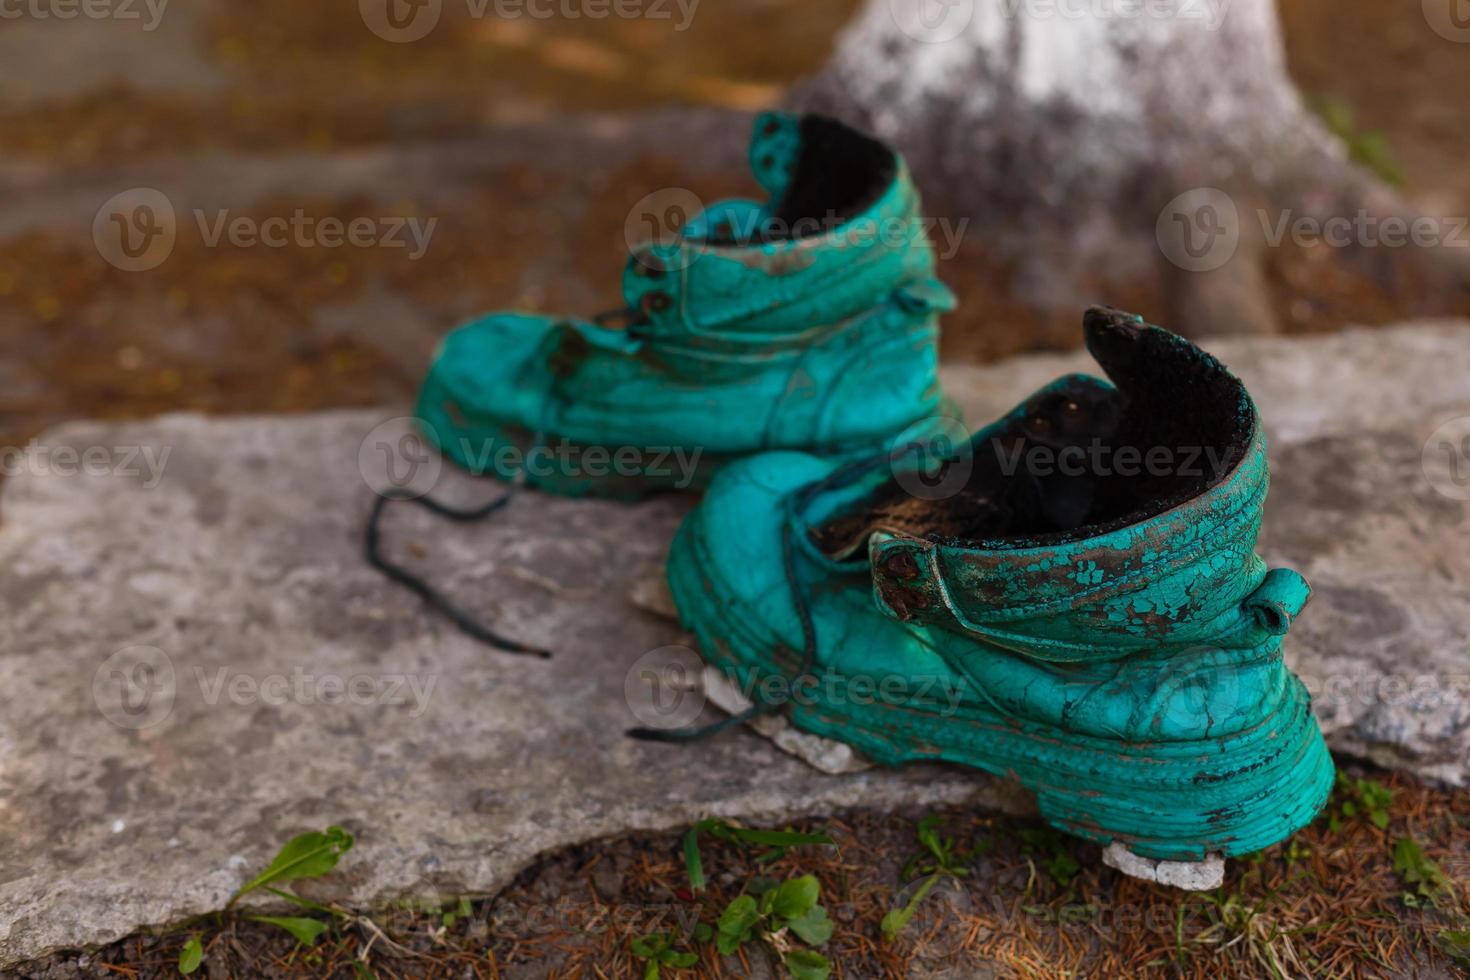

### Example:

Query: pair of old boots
xmin=391 ymin=112 xmax=1333 ymax=863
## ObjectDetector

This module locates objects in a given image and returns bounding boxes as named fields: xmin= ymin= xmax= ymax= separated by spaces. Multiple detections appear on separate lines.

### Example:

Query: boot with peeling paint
xmin=414 ymin=112 xmax=955 ymax=498
xmin=661 ymin=307 xmax=1334 ymax=866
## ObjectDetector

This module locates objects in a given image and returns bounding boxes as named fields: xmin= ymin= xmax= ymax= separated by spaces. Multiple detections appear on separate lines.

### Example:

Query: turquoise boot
xmin=657 ymin=307 xmax=1334 ymax=861
xmin=414 ymin=111 xmax=955 ymax=499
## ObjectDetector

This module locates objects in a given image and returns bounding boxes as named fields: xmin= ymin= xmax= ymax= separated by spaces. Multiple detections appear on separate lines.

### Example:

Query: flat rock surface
xmin=0 ymin=410 xmax=1025 ymax=967
xmin=2 ymin=321 xmax=1469 ymax=963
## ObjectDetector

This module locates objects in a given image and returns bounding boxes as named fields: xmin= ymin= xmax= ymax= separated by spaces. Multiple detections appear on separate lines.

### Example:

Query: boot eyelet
xmin=641 ymin=291 xmax=672 ymax=315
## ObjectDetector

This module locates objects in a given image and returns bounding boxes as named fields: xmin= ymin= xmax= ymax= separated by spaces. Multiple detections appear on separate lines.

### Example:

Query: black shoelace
xmin=364 ymin=311 xmax=649 ymax=659
xmin=364 ymin=486 xmax=551 ymax=658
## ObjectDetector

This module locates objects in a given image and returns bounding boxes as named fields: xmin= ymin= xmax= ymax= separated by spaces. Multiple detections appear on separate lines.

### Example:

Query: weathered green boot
xmin=659 ymin=307 xmax=1334 ymax=861
xmin=413 ymin=111 xmax=954 ymax=499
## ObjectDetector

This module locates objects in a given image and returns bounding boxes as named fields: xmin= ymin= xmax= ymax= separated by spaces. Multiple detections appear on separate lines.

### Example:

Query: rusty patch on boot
xmin=879 ymin=582 xmax=931 ymax=620
xmin=811 ymin=485 xmax=1000 ymax=559
xmin=547 ymin=324 xmax=591 ymax=379
xmin=727 ymin=246 xmax=816 ymax=276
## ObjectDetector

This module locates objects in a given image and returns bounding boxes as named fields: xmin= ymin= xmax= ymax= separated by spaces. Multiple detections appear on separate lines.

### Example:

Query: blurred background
xmin=2 ymin=0 xmax=1467 ymax=453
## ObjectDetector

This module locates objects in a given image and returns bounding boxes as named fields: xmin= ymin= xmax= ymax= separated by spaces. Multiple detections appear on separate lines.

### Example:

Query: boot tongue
xmin=811 ymin=307 xmax=1255 ymax=556
xmin=1080 ymin=306 xmax=1254 ymax=528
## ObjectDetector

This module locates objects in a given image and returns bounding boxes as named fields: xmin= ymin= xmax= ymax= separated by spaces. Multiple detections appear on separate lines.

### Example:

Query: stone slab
xmin=2 ymin=320 xmax=1469 ymax=963
xmin=0 ymin=410 xmax=1025 ymax=967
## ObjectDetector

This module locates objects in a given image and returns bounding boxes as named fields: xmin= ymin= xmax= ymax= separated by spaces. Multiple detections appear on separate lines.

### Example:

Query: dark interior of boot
xmin=812 ymin=310 xmax=1255 ymax=556
xmin=705 ymin=114 xmax=896 ymax=245
xmin=768 ymin=114 xmax=896 ymax=236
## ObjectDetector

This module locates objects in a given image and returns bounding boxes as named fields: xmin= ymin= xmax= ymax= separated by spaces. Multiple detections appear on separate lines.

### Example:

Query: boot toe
xmin=428 ymin=311 xmax=556 ymax=415
xmin=677 ymin=452 xmax=834 ymax=608
xmin=415 ymin=312 xmax=558 ymax=468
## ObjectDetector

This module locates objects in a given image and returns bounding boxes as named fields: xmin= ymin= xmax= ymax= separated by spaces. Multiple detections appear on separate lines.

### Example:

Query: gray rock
xmin=0 ymin=410 xmax=1028 ymax=967
xmin=1101 ymin=843 xmax=1224 ymax=891
xmin=2 ymin=321 xmax=1468 ymax=963
xmin=700 ymin=667 xmax=873 ymax=775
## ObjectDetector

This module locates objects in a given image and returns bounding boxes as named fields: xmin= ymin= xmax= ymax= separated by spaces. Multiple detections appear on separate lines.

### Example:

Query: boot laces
xmin=363 ymin=436 xmax=552 ymax=658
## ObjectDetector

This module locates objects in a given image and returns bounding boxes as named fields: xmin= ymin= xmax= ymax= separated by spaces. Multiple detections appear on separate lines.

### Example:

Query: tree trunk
xmin=794 ymin=0 xmax=1469 ymax=340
